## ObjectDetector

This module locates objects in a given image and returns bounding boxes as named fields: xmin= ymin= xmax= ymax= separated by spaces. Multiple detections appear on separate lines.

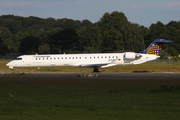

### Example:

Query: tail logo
xmin=147 ymin=44 xmax=162 ymax=55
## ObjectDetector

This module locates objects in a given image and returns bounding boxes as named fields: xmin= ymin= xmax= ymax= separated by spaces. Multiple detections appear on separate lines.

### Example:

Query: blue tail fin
xmin=139 ymin=39 xmax=172 ymax=55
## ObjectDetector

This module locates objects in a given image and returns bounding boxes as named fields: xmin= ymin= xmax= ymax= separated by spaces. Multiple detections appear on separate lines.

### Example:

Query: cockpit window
xmin=15 ymin=58 xmax=22 ymax=60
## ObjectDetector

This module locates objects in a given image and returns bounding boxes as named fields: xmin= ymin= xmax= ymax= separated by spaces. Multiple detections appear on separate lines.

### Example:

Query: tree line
xmin=0 ymin=11 xmax=180 ymax=56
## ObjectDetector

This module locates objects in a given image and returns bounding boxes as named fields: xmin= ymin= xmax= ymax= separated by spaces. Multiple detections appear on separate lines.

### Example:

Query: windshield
xmin=15 ymin=58 xmax=22 ymax=60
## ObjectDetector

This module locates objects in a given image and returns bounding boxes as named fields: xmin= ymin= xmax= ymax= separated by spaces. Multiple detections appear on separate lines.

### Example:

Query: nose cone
xmin=6 ymin=61 xmax=14 ymax=69
xmin=6 ymin=62 xmax=10 ymax=66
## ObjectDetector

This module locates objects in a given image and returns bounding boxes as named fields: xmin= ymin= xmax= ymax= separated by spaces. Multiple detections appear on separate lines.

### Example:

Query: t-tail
xmin=139 ymin=39 xmax=172 ymax=55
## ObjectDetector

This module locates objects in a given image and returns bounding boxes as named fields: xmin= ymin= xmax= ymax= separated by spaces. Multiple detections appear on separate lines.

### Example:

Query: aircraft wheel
xmin=15 ymin=67 xmax=18 ymax=72
xmin=93 ymin=68 xmax=99 ymax=72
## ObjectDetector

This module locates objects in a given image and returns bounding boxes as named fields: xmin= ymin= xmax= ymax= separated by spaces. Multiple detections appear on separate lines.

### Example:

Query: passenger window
xmin=65 ymin=57 xmax=67 ymax=59
xmin=109 ymin=56 xmax=111 ymax=58
xmin=36 ymin=58 xmax=37 ymax=60
xmin=39 ymin=58 xmax=41 ymax=60
xmin=47 ymin=58 xmax=48 ymax=60
xmin=101 ymin=56 xmax=103 ymax=58
xmin=50 ymin=58 xmax=52 ymax=60
xmin=69 ymin=57 xmax=71 ymax=59
xmin=61 ymin=57 xmax=63 ymax=59
xmin=79 ymin=57 xmax=81 ymax=59
xmin=72 ymin=57 xmax=74 ymax=59
xmin=90 ymin=57 xmax=91 ymax=59
xmin=76 ymin=57 xmax=78 ymax=59
xmin=43 ymin=58 xmax=44 ymax=60
xmin=85 ymin=57 xmax=87 ymax=59
xmin=105 ymin=56 xmax=107 ymax=58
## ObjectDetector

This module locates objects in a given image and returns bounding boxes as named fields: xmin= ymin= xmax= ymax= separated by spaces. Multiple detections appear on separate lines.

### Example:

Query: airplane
xmin=6 ymin=39 xmax=172 ymax=72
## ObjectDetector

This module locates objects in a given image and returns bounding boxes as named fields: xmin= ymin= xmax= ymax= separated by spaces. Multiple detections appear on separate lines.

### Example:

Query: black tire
xmin=93 ymin=68 xmax=99 ymax=72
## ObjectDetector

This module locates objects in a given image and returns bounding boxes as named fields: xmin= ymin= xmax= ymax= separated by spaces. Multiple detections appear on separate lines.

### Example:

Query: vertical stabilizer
xmin=139 ymin=39 xmax=172 ymax=55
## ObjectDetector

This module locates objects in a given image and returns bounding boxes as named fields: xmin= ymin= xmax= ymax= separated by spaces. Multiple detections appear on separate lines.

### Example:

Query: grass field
xmin=0 ymin=77 xmax=180 ymax=120
xmin=1 ymin=59 xmax=180 ymax=72
xmin=1 ymin=60 xmax=180 ymax=120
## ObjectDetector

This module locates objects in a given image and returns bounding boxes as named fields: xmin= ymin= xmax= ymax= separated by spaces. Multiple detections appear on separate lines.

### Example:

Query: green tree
xmin=145 ymin=21 xmax=180 ymax=56
xmin=0 ymin=34 xmax=8 ymax=55
xmin=12 ymin=32 xmax=29 ymax=52
xmin=47 ymin=28 xmax=79 ymax=54
xmin=55 ymin=18 xmax=81 ymax=29
xmin=102 ymin=29 xmax=116 ymax=52
xmin=97 ymin=11 xmax=129 ymax=33
xmin=80 ymin=19 xmax=94 ymax=28
xmin=38 ymin=44 xmax=50 ymax=54
xmin=60 ymin=28 xmax=80 ymax=52
xmin=164 ymin=46 xmax=178 ymax=56
xmin=113 ymin=31 xmax=124 ymax=51
xmin=120 ymin=23 xmax=144 ymax=52
xmin=19 ymin=36 xmax=41 ymax=54
xmin=47 ymin=30 xmax=61 ymax=54
xmin=0 ymin=27 xmax=13 ymax=53
xmin=165 ymin=26 xmax=180 ymax=53
xmin=147 ymin=21 xmax=166 ymax=42
xmin=167 ymin=21 xmax=179 ymax=29
xmin=78 ymin=27 xmax=102 ymax=53
xmin=98 ymin=11 xmax=145 ymax=52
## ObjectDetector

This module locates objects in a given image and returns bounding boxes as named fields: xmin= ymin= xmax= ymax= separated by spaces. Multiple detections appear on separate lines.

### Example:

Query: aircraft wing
xmin=79 ymin=63 xmax=110 ymax=68
xmin=79 ymin=59 xmax=118 ymax=68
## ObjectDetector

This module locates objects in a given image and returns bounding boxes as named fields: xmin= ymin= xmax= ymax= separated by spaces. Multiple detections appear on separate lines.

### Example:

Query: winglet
xmin=139 ymin=39 xmax=172 ymax=55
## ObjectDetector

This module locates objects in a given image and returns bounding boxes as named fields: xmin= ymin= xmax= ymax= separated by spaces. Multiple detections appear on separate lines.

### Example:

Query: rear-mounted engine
xmin=125 ymin=52 xmax=142 ymax=60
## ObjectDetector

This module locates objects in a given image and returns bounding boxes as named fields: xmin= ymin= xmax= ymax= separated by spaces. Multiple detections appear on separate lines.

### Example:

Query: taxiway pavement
xmin=0 ymin=71 xmax=180 ymax=79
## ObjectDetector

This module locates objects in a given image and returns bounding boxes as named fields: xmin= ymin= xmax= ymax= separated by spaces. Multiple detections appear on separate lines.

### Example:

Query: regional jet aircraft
xmin=6 ymin=39 xmax=172 ymax=72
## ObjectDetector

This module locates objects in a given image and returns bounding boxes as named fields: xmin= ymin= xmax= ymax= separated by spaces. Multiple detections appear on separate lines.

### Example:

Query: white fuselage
xmin=6 ymin=52 xmax=158 ymax=69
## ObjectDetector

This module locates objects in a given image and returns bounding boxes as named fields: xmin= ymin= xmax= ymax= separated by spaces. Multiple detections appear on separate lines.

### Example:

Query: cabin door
xmin=25 ymin=56 xmax=31 ymax=65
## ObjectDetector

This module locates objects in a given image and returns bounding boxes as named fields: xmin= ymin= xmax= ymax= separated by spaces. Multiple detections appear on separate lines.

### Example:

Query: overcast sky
xmin=0 ymin=0 xmax=180 ymax=27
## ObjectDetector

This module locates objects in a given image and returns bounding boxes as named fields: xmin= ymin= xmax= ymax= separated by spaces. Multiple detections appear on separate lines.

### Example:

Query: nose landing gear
xmin=15 ymin=67 xmax=18 ymax=72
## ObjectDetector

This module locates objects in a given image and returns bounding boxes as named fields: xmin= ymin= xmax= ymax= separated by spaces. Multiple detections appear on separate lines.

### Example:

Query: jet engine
xmin=125 ymin=52 xmax=142 ymax=60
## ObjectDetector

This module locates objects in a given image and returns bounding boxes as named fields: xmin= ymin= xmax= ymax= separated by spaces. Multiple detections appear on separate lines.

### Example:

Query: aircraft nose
xmin=6 ymin=61 xmax=14 ymax=69
xmin=6 ymin=62 xmax=10 ymax=66
xmin=6 ymin=61 xmax=12 ymax=66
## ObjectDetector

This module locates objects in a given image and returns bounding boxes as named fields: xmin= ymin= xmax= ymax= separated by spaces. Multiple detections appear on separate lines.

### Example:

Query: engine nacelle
xmin=125 ymin=52 xmax=142 ymax=60
xmin=125 ymin=52 xmax=136 ymax=60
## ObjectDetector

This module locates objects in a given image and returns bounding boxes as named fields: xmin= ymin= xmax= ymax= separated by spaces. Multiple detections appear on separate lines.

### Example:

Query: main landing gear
xmin=15 ymin=67 xmax=18 ymax=72
xmin=93 ymin=67 xmax=99 ymax=72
